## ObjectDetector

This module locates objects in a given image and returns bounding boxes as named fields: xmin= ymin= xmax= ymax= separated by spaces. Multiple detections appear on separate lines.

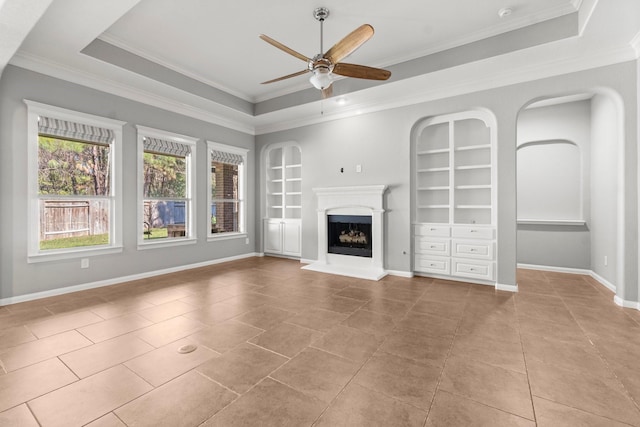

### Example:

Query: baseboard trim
xmin=517 ymin=263 xmax=591 ymax=275
xmin=0 ymin=252 xmax=260 ymax=307
xmin=614 ymin=296 xmax=640 ymax=310
xmin=386 ymin=270 xmax=414 ymax=278
xmin=299 ymin=258 xmax=315 ymax=265
xmin=496 ymin=283 xmax=519 ymax=293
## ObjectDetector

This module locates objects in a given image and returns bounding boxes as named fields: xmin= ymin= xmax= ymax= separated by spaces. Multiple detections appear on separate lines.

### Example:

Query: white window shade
xmin=143 ymin=137 xmax=191 ymax=157
xmin=38 ymin=116 xmax=114 ymax=144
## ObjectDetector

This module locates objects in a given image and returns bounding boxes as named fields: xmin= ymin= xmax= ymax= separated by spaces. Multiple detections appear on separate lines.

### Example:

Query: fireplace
xmin=327 ymin=215 xmax=372 ymax=258
xmin=302 ymin=185 xmax=388 ymax=280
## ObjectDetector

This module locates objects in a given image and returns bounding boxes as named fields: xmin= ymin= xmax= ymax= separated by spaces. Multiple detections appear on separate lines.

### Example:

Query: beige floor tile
xmin=249 ymin=322 xmax=322 ymax=357
xmin=439 ymin=355 xmax=534 ymax=420
xmin=533 ymin=396 xmax=632 ymax=427
xmin=44 ymin=296 xmax=108 ymax=315
xmin=89 ymin=298 xmax=155 ymax=320
xmin=519 ymin=317 xmax=591 ymax=345
xmin=0 ymin=325 xmax=36 ymax=352
xmin=521 ymin=334 xmax=612 ymax=378
xmin=314 ymin=295 xmax=366 ymax=313
xmin=124 ymin=337 xmax=218 ymax=386
xmin=137 ymin=300 xmax=197 ymax=323
xmin=451 ymin=334 xmax=526 ymax=373
xmin=60 ymin=334 xmax=154 ymax=378
xmin=84 ymin=412 xmax=127 ymax=427
xmin=0 ymin=404 xmax=40 ymax=426
xmin=233 ymin=304 xmax=295 ymax=330
xmin=77 ymin=313 xmax=153 ymax=343
xmin=380 ymin=327 xmax=452 ymax=367
xmin=396 ymin=311 xmax=459 ymax=338
xmin=426 ymin=390 xmax=534 ymax=427
xmin=517 ymin=279 xmax=558 ymax=296
xmin=410 ymin=299 xmax=466 ymax=320
xmin=182 ymin=301 xmax=250 ymax=326
xmin=335 ymin=287 xmax=378 ymax=301
xmin=311 ymin=324 xmax=383 ymax=362
xmin=197 ymin=342 xmax=287 ymax=393
xmin=286 ymin=308 xmax=348 ymax=332
xmin=271 ymin=347 xmax=360 ymax=403
xmin=0 ymin=358 xmax=78 ymax=412
xmin=116 ymin=370 xmax=237 ymax=426
xmin=527 ymin=359 xmax=640 ymax=425
xmin=457 ymin=316 xmax=521 ymax=344
xmin=28 ymin=364 xmax=152 ymax=427
xmin=27 ymin=310 xmax=103 ymax=338
xmin=353 ymin=352 xmax=440 ymax=410
xmin=139 ymin=287 xmax=192 ymax=306
xmin=134 ymin=315 xmax=206 ymax=347
xmin=342 ymin=309 xmax=395 ymax=337
xmin=315 ymin=383 xmax=427 ymax=427
xmin=202 ymin=377 xmax=325 ymax=427
xmin=0 ymin=330 xmax=92 ymax=372
xmin=178 ymin=288 xmax=236 ymax=307
xmin=361 ymin=297 xmax=412 ymax=320
xmin=190 ymin=320 xmax=264 ymax=353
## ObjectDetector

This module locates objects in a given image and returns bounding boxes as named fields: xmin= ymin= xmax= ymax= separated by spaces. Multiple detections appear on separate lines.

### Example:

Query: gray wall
xmin=256 ymin=61 xmax=637 ymax=295
xmin=516 ymin=100 xmax=592 ymax=269
xmin=0 ymin=66 xmax=256 ymax=301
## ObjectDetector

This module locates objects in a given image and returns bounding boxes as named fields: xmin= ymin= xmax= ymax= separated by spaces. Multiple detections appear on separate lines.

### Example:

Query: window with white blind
xmin=137 ymin=126 xmax=197 ymax=247
xmin=26 ymin=100 xmax=125 ymax=262
xmin=207 ymin=141 xmax=248 ymax=239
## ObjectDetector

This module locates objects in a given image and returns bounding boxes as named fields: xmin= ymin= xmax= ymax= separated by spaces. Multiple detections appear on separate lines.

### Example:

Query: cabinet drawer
xmin=452 ymin=239 xmax=494 ymax=260
xmin=451 ymin=226 xmax=494 ymax=240
xmin=452 ymin=259 xmax=494 ymax=280
xmin=415 ymin=224 xmax=450 ymax=237
xmin=415 ymin=238 xmax=450 ymax=256
xmin=415 ymin=255 xmax=450 ymax=275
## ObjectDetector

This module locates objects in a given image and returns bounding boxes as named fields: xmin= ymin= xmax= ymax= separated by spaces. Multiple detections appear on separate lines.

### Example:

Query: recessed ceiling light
xmin=336 ymin=97 xmax=347 ymax=105
xmin=498 ymin=8 xmax=512 ymax=18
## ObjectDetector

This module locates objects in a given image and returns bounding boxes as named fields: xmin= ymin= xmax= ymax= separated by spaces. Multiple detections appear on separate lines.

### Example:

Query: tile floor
xmin=1 ymin=257 xmax=640 ymax=426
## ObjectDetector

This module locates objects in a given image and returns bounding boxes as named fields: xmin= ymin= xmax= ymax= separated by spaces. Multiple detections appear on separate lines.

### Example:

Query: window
xmin=26 ymin=101 xmax=125 ymax=262
xmin=137 ymin=126 xmax=197 ymax=247
xmin=208 ymin=142 xmax=248 ymax=239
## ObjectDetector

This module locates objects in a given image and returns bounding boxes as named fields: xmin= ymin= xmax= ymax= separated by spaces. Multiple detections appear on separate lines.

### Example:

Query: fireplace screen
xmin=327 ymin=215 xmax=372 ymax=258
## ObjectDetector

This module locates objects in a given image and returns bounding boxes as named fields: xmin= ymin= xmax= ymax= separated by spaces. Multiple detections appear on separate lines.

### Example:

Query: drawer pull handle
xmin=470 ymin=230 xmax=477 ymax=233
xmin=469 ymin=268 xmax=475 ymax=271
xmin=430 ymin=264 xmax=436 ymax=267
xmin=430 ymin=245 xmax=436 ymax=248
xmin=430 ymin=228 xmax=437 ymax=231
xmin=470 ymin=249 xmax=476 ymax=252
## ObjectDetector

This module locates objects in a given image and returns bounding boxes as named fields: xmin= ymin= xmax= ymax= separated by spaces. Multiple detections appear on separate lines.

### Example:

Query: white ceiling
xmin=2 ymin=0 xmax=640 ymax=134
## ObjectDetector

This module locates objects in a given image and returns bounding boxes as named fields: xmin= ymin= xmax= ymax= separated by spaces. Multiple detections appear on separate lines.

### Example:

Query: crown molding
xmin=631 ymin=30 xmax=640 ymax=58
xmin=10 ymin=51 xmax=257 ymax=135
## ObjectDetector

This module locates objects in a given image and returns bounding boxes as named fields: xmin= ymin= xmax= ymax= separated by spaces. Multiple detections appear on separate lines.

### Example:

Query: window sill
xmin=517 ymin=219 xmax=587 ymax=226
xmin=28 ymin=245 xmax=123 ymax=263
xmin=207 ymin=232 xmax=247 ymax=242
xmin=137 ymin=238 xmax=197 ymax=250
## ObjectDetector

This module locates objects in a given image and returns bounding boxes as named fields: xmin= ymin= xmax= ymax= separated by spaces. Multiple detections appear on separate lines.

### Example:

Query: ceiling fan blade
xmin=324 ymin=24 xmax=374 ymax=64
xmin=261 ymin=69 xmax=309 ymax=84
xmin=333 ymin=63 xmax=391 ymax=80
xmin=259 ymin=34 xmax=310 ymax=62
xmin=321 ymin=85 xmax=333 ymax=99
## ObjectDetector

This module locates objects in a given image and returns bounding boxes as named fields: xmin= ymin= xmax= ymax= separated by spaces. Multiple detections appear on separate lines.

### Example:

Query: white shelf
xmin=285 ymin=164 xmax=302 ymax=168
xmin=287 ymin=206 xmax=302 ymax=209
xmin=268 ymin=192 xmax=283 ymax=196
xmin=418 ymin=205 xmax=449 ymax=209
xmin=417 ymin=167 xmax=450 ymax=173
xmin=270 ymin=165 xmax=284 ymax=170
xmin=455 ymin=164 xmax=491 ymax=171
xmin=286 ymin=178 xmax=302 ymax=182
xmin=417 ymin=148 xmax=449 ymax=155
xmin=418 ymin=186 xmax=449 ymax=191
xmin=455 ymin=185 xmax=491 ymax=190
xmin=286 ymin=192 xmax=302 ymax=195
xmin=456 ymin=205 xmax=492 ymax=209
xmin=454 ymin=144 xmax=491 ymax=152
xmin=266 ymin=144 xmax=302 ymax=221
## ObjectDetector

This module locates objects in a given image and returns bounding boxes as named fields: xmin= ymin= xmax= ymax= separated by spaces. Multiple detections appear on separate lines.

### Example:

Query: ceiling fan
xmin=260 ymin=7 xmax=391 ymax=98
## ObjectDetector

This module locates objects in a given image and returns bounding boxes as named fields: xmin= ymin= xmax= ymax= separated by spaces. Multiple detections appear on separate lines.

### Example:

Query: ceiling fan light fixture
xmin=309 ymin=67 xmax=333 ymax=90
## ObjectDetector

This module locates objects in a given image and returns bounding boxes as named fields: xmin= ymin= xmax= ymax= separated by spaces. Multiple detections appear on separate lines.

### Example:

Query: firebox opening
xmin=327 ymin=215 xmax=373 ymax=258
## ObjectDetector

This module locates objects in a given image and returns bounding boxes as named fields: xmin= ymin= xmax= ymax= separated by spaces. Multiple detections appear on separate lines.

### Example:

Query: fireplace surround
xmin=302 ymin=185 xmax=387 ymax=280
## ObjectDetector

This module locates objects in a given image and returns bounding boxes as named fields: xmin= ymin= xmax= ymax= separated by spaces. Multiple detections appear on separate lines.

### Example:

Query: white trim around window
xmin=136 ymin=126 xmax=198 ymax=249
xmin=25 ymin=100 xmax=126 ymax=263
xmin=207 ymin=141 xmax=248 ymax=241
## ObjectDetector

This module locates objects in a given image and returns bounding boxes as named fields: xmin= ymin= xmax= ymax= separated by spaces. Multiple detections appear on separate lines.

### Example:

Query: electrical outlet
xmin=81 ymin=258 xmax=89 ymax=269
xmin=356 ymin=164 xmax=362 ymax=173
xmin=604 ymin=256 xmax=608 ymax=266
xmin=245 ymin=237 xmax=250 ymax=245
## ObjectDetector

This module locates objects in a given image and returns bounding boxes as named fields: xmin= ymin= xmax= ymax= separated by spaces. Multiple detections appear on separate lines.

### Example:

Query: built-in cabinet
xmin=413 ymin=111 xmax=496 ymax=283
xmin=263 ymin=143 xmax=302 ymax=257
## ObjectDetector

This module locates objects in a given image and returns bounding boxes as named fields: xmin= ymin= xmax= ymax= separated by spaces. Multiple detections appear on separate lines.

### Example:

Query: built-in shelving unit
xmin=264 ymin=143 xmax=302 ymax=257
xmin=413 ymin=111 xmax=497 ymax=284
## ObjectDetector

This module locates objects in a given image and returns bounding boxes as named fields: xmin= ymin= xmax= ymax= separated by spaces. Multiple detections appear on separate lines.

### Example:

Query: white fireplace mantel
xmin=302 ymin=185 xmax=388 ymax=280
